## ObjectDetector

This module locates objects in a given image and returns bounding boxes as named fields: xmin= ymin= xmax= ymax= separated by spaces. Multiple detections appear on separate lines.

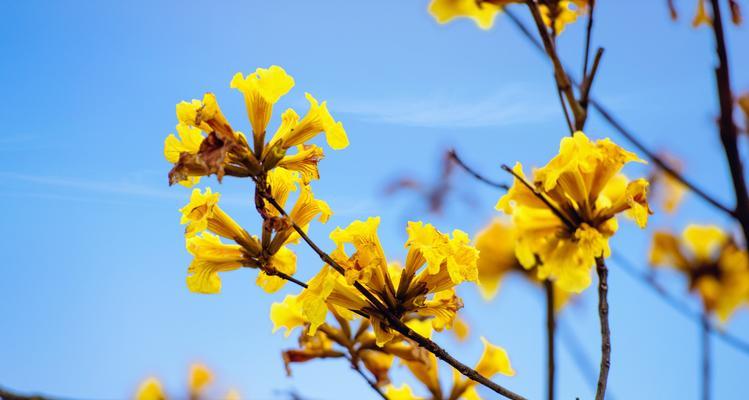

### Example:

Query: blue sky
xmin=2 ymin=0 xmax=749 ymax=399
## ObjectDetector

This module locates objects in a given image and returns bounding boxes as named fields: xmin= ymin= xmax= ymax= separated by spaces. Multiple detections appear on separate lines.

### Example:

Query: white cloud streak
xmin=333 ymin=86 xmax=557 ymax=129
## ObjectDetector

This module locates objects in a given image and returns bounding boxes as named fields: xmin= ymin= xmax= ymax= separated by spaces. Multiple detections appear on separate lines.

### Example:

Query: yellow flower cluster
xmin=135 ymin=364 xmax=239 ymax=400
xmin=429 ymin=0 xmax=588 ymax=32
xmin=271 ymin=218 xmax=480 ymax=346
xmin=164 ymin=66 xmax=346 ymax=294
xmin=650 ymin=225 xmax=749 ymax=322
xmin=164 ymin=65 xmax=348 ymax=187
xmin=498 ymin=131 xmax=651 ymax=293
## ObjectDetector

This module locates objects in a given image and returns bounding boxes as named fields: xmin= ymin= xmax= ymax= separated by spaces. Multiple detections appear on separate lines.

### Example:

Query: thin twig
xmin=448 ymin=149 xmax=509 ymax=190
xmin=708 ymin=0 xmax=749 ymax=247
xmin=253 ymin=179 xmax=528 ymax=400
xmin=524 ymin=0 xmax=586 ymax=126
xmin=594 ymin=257 xmax=611 ymax=400
xmin=701 ymin=312 xmax=711 ymax=400
xmin=582 ymin=0 xmax=597 ymax=79
xmin=544 ymin=280 xmax=556 ymax=400
xmin=503 ymin=8 xmax=735 ymax=218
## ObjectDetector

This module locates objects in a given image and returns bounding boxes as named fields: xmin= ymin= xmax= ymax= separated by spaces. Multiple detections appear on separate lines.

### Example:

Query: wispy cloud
xmin=333 ymin=86 xmax=557 ymax=129
xmin=0 ymin=172 xmax=248 ymax=206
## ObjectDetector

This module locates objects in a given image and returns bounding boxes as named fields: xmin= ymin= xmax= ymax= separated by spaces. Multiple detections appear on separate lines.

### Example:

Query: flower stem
xmin=594 ymin=257 xmax=611 ymax=400
xmin=544 ymin=280 xmax=556 ymax=400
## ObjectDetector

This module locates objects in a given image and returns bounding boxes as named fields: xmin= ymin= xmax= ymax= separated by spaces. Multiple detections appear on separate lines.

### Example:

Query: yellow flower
xmin=650 ymin=225 xmax=749 ymax=322
xmin=474 ymin=219 xmax=519 ymax=299
xmin=272 ymin=219 xmax=479 ymax=345
xmin=189 ymin=364 xmax=214 ymax=396
xmin=498 ymin=131 xmax=651 ymax=293
xmin=168 ymin=93 xmax=255 ymax=185
xmin=179 ymin=188 xmax=255 ymax=246
xmin=693 ymin=0 xmax=712 ymax=27
xmin=230 ymin=66 xmax=295 ymax=136
xmin=428 ymin=0 xmax=506 ymax=30
xmin=278 ymin=145 xmax=325 ymax=183
xmin=256 ymin=245 xmax=297 ymax=293
xmin=164 ymin=124 xmax=205 ymax=187
xmin=269 ymin=93 xmax=349 ymax=151
xmin=270 ymin=294 xmax=307 ymax=337
xmin=135 ymin=377 xmax=166 ymax=400
xmin=267 ymin=180 xmax=333 ymax=253
xmin=186 ymin=233 xmax=249 ymax=294
xmin=385 ymin=384 xmax=425 ymax=400
xmin=539 ymin=1 xmax=585 ymax=34
xmin=475 ymin=336 xmax=515 ymax=377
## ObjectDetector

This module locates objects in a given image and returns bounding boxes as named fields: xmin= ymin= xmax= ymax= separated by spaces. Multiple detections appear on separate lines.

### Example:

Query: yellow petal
xmin=270 ymin=295 xmax=306 ymax=337
xmin=475 ymin=336 xmax=515 ymax=377
xmin=428 ymin=0 xmax=502 ymax=30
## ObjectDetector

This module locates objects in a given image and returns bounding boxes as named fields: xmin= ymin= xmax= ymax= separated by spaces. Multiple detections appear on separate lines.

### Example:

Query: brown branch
xmin=709 ymin=0 xmax=749 ymax=246
xmin=544 ymin=280 xmax=556 ymax=400
xmin=594 ymin=257 xmax=611 ymax=400
xmin=253 ymin=178 xmax=528 ymax=400
xmin=701 ymin=312 xmax=711 ymax=400
xmin=582 ymin=0 xmax=597 ymax=79
xmin=503 ymin=8 xmax=735 ymax=218
xmin=524 ymin=0 xmax=586 ymax=127
xmin=448 ymin=149 xmax=509 ymax=190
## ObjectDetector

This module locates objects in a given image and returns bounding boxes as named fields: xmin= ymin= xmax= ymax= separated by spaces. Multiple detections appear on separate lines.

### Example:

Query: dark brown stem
xmin=582 ymin=0 xmax=597 ymax=79
xmin=709 ymin=0 xmax=749 ymax=247
xmin=594 ymin=257 xmax=611 ymax=400
xmin=253 ymin=178 xmax=528 ymax=400
xmin=448 ymin=149 xmax=509 ymax=190
xmin=701 ymin=312 xmax=711 ymax=400
xmin=503 ymin=8 xmax=735 ymax=218
xmin=544 ymin=280 xmax=556 ymax=400
xmin=524 ymin=0 xmax=585 ymax=126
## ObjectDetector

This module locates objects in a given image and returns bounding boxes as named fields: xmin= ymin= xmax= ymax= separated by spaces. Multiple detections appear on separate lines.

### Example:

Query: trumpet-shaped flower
xmin=268 ymin=93 xmax=349 ymax=151
xmin=230 ymin=66 xmax=295 ymax=136
xmin=270 ymin=218 xmax=479 ymax=346
xmin=650 ymin=225 xmax=749 ymax=322
xmin=186 ymin=233 xmax=249 ymax=294
xmin=498 ymin=131 xmax=651 ymax=293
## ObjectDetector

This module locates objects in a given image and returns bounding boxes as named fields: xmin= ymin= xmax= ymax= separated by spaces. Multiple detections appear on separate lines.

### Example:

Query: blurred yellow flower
xmin=135 ymin=377 xmax=165 ymax=400
xmin=474 ymin=219 xmax=572 ymax=309
xmin=650 ymin=225 xmax=749 ymax=322
xmin=429 ymin=0 xmax=587 ymax=32
xmin=189 ymin=364 xmax=214 ymax=397
xmin=498 ymin=131 xmax=651 ymax=293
